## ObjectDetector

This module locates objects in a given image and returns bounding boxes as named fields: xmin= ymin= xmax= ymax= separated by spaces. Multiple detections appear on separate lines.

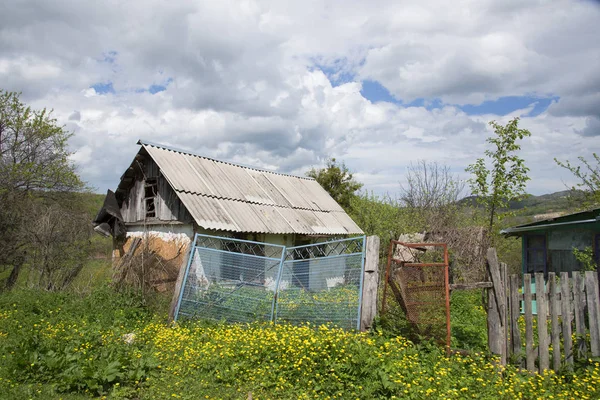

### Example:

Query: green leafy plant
xmin=573 ymin=246 xmax=597 ymax=271
xmin=307 ymin=158 xmax=363 ymax=211
xmin=466 ymin=118 xmax=531 ymax=233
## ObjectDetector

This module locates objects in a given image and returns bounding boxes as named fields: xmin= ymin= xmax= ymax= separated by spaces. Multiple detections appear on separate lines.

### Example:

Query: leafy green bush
xmin=0 ymin=287 xmax=158 ymax=396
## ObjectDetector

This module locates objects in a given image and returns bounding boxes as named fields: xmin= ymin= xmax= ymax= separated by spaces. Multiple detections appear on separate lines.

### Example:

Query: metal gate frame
xmin=381 ymin=240 xmax=451 ymax=348
xmin=173 ymin=234 xmax=367 ymax=330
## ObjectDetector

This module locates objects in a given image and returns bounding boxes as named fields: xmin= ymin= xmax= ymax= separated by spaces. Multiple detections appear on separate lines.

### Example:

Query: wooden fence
xmin=488 ymin=252 xmax=600 ymax=373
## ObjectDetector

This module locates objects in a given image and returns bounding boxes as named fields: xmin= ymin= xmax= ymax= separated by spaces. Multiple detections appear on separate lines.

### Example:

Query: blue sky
xmin=91 ymin=77 xmax=173 ymax=95
xmin=320 ymin=64 xmax=560 ymax=117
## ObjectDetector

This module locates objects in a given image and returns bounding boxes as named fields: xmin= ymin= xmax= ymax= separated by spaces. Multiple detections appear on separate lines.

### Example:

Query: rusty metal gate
xmin=381 ymin=240 xmax=451 ymax=347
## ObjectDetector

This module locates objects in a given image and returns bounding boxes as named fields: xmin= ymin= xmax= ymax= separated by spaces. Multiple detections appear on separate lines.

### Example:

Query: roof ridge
xmin=137 ymin=139 xmax=316 ymax=181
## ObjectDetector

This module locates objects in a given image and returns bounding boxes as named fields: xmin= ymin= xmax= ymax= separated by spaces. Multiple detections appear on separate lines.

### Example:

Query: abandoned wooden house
xmin=93 ymin=140 xmax=363 ymax=291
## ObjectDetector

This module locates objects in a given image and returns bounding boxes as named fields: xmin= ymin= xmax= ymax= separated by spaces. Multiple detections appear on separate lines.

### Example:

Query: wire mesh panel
xmin=275 ymin=237 xmax=366 ymax=330
xmin=176 ymin=235 xmax=285 ymax=324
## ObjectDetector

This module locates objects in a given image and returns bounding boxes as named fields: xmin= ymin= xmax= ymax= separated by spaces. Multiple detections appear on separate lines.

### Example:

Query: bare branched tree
xmin=400 ymin=161 xmax=465 ymax=231
xmin=23 ymin=201 xmax=92 ymax=291
xmin=401 ymin=161 xmax=464 ymax=209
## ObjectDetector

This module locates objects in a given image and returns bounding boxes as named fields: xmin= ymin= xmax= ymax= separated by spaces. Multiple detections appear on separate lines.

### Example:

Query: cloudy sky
xmin=1 ymin=0 xmax=599 ymax=196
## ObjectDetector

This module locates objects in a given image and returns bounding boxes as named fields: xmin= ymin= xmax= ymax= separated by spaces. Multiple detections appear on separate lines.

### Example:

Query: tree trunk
xmin=488 ymin=204 xmax=496 ymax=232
xmin=5 ymin=261 xmax=23 ymax=290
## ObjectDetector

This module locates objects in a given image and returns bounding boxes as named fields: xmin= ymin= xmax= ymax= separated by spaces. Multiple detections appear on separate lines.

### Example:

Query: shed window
xmin=525 ymin=235 xmax=546 ymax=275
xmin=144 ymin=178 xmax=157 ymax=218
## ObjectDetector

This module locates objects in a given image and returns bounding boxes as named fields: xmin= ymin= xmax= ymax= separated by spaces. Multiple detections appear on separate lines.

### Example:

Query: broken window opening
xmin=145 ymin=178 xmax=158 ymax=218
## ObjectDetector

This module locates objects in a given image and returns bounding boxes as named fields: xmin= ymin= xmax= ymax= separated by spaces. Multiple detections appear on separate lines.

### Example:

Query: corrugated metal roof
xmin=137 ymin=140 xmax=362 ymax=235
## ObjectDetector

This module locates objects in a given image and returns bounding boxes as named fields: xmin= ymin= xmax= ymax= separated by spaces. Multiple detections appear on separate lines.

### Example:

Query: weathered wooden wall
xmin=119 ymin=157 xmax=191 ymax=224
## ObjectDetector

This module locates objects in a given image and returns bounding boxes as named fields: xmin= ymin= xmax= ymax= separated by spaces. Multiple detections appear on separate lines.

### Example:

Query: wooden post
xmin=486 ymin=248 xmax=507 ymax=365
xmin=585 ymin=271 xmax=600 ymax=357
xmin=548 ymin=273 xmax=561 ymax=371
xmin=560 ymin=272 xmax=573 ymax=366
xmin=535 ymin=272 xmax=550 ymax=372
xmin=360 ymin=236 xmax=380 ymax=331
xmin=509 ymin=274 xmax=522 ymax=359
xmin=524 ymin=274 xmax=535 ymax=372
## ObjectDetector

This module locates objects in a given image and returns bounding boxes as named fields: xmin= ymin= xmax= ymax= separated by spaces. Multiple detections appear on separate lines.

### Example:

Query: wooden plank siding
xmin=119 ymin=157 xmax=191 ymax=224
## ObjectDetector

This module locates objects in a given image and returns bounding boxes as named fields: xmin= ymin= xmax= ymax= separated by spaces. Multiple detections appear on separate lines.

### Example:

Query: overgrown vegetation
xmin=2 ymin=288 xmax=599 ymax=399
xmin=0 ymin=90 xmax=106 ymax=291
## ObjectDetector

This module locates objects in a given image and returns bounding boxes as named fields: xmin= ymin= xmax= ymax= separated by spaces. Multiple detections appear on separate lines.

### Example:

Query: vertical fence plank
xmin=585 ymin=271 xmax=600 ymax=357
xmin=548 ymin=273 xmax=561 ymax=371
xmin=360 ymin=236 xmax=380 ymax=331
xmin=487 ymin=248 xmax=507 ymax=365
xmin=501 ymin=263 xmax=509 ymax=359
xmin=574 ymin=273 xmax=587 ymax=359
xmin=536 ymin=272 xmax=550 ymax=372
xmin=509 ymin=274 xmax=522 ymax=359
xmin=524 ymin=274 xmax=535 ymax=372
xmin=560 ymin=272 xmax=573 ymax=366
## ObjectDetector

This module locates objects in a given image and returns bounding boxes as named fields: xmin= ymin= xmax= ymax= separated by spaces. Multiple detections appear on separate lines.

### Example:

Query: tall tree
xmin=555 ymin=153 xmax=600 ymax=209
xmin=0 ymin=90 xmax=84 ymax=289
xmin=307 ymin=158 xmax=363 ymax=210
xmin=466 ymin=118 xmax=531 ymax=231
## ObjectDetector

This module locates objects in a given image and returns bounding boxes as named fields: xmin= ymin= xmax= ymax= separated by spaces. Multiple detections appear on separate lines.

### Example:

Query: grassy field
xmin=1 ymin=287 xmax=599 ymax=399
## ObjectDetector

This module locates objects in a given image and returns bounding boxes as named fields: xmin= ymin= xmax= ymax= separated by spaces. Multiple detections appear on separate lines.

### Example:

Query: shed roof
xmin=501 ymin=207 xmax=600 ymax=236
xmin=123 ymin=140 xmax=363 ymax=236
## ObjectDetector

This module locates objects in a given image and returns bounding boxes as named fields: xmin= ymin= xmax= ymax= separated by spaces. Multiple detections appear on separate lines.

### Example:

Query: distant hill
xmin=460 ymin=190 xmax=585 ymax=220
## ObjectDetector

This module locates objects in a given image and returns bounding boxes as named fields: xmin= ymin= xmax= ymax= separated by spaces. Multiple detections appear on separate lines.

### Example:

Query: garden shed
xmin=93 ymin=140 xmax=363 ymax=293
xmin=502 ymin=207 xmax=600 ymax=276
